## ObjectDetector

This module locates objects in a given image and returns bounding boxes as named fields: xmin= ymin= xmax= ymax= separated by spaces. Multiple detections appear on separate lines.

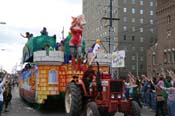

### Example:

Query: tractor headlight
xmin=101 ymin=81 xmax=108 ymax=86
xmin=111 ymin=94 xmax=115 ymax=99
xmin=103 ymin=86 xmax=106 ymax=92
xmin=117 ymin=95 xmax=121 ymax=98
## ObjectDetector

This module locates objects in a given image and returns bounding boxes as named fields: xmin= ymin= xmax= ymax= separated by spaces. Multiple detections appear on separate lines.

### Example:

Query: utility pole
xmin=102 ymin=0 xmax=119 ymax=53
xmin=136 ymin=52 xmax=139 ymax=78
xmin=109 ymin=0 xmax=113 ymax=53
xmin=102 ymin=0 xmax=119 ymax=78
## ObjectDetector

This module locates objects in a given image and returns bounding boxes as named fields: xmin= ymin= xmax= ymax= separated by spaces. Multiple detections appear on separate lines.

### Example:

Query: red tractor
xmin=65 ymin=62 xmax=141 ymax=116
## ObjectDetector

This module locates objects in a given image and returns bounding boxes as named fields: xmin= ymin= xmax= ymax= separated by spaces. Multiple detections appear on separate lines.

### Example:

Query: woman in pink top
xmin=153 ymin=76 xmax=165 ymax=116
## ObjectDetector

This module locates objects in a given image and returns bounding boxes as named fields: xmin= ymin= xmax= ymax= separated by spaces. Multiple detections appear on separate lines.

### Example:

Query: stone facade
xmin=33 ymin=51 xmax=64 ymax=65
xmin=147 ymin=0 xmax=175 ymax=77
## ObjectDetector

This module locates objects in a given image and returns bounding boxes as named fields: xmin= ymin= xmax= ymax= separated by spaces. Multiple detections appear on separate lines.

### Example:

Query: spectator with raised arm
xmin=151 ymin=73 xmax=165 ymax=116
xmin=160 ymin=79 xmax=175 ymax=116
xmin=127 ymin=72 xmax=142 ymax=108
xmin=167 ymin=69 xmax=175 ymax=81
xmin=0 ymin=73 xmax=8 ymax=116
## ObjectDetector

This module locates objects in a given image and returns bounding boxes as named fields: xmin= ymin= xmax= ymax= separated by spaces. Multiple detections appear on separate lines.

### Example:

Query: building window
xmin=124 ymin=35 xmax=126 ymax=40
xmin=140 ymin=47 xmax=144 ymax=52
xmin=132 ymin=8 xmax=135 ymax=14
xmin=132 ymin=0 xmax=135 ymax=4
xmin=150 ymin=1 xmax=153 ymax=6
xmin=171 ymin=51 xmax=174 ymax=63
xmin=150 ymin=19 xmax=153 ymax=24
xmin=132 ymin=46 xmax=136 ymax=51
xmin=140 ymin=9 xmax=143 ymax=14
xmin=167 ymin=15 xmax=171 ymax=23
xmin=140 ymin=56 xmax=144 ymax=61
xmin=140 ymin=0 xmax=143 ymax=5
xmin=140 ymin=18 xmax=144 ymax=24
xmin=132 ymin=18 xmax=135 ymax=23
xmin=164 ymin=52 xmax=167 ymax=64
xmin=140 ymin=64 xmax=143 ymax=69
xmin=140 ymin=37 xmax=144 ymax=42
xmin=150 ymin=28 xmax=154 ymax=33
xmin=123 ymin=17 xmax=127 ymax=22
xmin=132 ymin=55 xmax=136 ymax=61
xmin=124 ymin=8 xmax=127 ymax=12
xmin=140 ymin=28 xmax=143 ymax=32
xmin=167 ymin=30 xmax=171 ymax=39
xmin=173 ymin=50 xmax=175 ymax=63
xmin=132 ymin=27 xmax=135 ymax=32
xmin=123 ymin=0 xmax=127 ymax=4
xmin=152 ymin=54 xmax=156 ymax=65
xmin=150 ymin=11 xmax=153 ymax=15
xmin=132 ymin=65 xmax=136 ymax=70
xmin=123 ymin=46 xmax=127 ymax=51
xmin=168 ymin=52 xmax=171 ymax=63
xmin=123 ymin=26 xmax=127 ymax=31
xmin=132 ymin=36 xmax=135 ymax=41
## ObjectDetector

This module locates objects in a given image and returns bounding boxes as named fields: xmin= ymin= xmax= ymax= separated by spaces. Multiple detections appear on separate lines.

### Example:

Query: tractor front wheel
xmin=86 ymin=102 xmax=100 ymax=116
xmin=65 ymin=82 xmax=82 ymax=116
xmin=130 ymin=101 xmax=141 ymax=116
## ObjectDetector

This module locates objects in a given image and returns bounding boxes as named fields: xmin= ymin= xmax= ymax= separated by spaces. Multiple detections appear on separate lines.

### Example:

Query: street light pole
xmin=109 ymin=0 xmax=113 ymax=53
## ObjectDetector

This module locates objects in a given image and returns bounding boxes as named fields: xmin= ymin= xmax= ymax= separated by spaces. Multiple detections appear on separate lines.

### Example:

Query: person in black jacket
xmin=3 ymin=79 xmax=12 ymax=112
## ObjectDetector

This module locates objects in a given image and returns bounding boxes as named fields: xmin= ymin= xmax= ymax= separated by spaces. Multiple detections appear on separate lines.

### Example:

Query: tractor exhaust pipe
xmin=96 ymin=62 xmax=102 ymax=92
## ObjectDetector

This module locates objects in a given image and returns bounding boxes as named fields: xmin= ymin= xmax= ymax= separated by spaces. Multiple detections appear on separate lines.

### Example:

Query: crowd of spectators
xmin=125 ymin=70 xmax=175 ymax=116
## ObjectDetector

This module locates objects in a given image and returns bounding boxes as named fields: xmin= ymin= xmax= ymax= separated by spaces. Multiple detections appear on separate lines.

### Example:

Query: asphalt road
xmin=2 ymin=87 xmax=65 ymax=116
xmin=2 ymin=86 xmax=155 ymax=116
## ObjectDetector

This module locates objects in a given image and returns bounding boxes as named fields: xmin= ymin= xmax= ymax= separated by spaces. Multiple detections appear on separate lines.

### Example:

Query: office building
xmin=83 ymin=0 xmax=156 ymax=78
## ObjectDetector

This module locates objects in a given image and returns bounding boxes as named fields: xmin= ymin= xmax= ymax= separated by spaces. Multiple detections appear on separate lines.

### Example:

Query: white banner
xmin=112 ymin=50 xmax=125 ymax=68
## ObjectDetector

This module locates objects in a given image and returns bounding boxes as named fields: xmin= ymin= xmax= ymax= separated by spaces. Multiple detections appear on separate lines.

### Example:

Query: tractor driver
xmin=82 ymin=66 xmax=96 ymax=94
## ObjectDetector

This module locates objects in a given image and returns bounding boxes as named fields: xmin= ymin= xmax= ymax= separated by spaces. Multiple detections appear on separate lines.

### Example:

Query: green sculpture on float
xmin=22 ymin=35 xmax=56 ymax=63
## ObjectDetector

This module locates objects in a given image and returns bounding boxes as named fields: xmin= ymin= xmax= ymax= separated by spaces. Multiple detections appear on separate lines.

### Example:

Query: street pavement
xmin=114 ymin=107 xmax=155 ymax=116
xmin=2 ymin=86 xmax=155 ymax=116
xmin=2 ymin=87 xmax=65 ymax=116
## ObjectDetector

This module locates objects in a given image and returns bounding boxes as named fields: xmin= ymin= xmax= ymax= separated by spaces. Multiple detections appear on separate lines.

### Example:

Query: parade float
xmin=19 ymin=15 xmax=105 ymax=109
xmin=19 ymin=15 xmax=110 ymax=110
xmin=19 ymin=14 xmax=141 ymax=115
xmin=19 ymin=35 xmax=110 ymax=109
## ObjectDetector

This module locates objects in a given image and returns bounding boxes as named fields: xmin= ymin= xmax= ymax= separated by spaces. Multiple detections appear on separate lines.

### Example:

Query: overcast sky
xmin=0 ymin=0 xmax=82 ymax=73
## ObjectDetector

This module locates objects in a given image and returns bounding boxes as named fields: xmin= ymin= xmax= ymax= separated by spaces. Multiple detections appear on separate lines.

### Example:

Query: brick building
xmin=147 ymin=0 xmax=175 ymax=77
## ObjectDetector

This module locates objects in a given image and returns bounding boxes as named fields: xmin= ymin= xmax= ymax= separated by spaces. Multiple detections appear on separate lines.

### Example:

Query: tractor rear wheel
xmin=86 ymin=102 xmax=100 ymax=116
xmin=65 ymin=82 xmax=82 ymax=116
xmin=130 ymin=101 xmax=141 ymax=116
xmin=33 ymin=103 xmax=42 ymax=110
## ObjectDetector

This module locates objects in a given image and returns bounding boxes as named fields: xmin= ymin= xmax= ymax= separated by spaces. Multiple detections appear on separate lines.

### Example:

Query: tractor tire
xmin=86 ymin=102 xmax=100 ymax=116
xmin=130 ymin=101 xmax=141 ymax=116
xmin=99 ymin=108 xmax=115 ymax=116
xmin=33 ymin=103 xmax=42 ymax=110
xmin=65 ymin=82 xmax=82 ymax=116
